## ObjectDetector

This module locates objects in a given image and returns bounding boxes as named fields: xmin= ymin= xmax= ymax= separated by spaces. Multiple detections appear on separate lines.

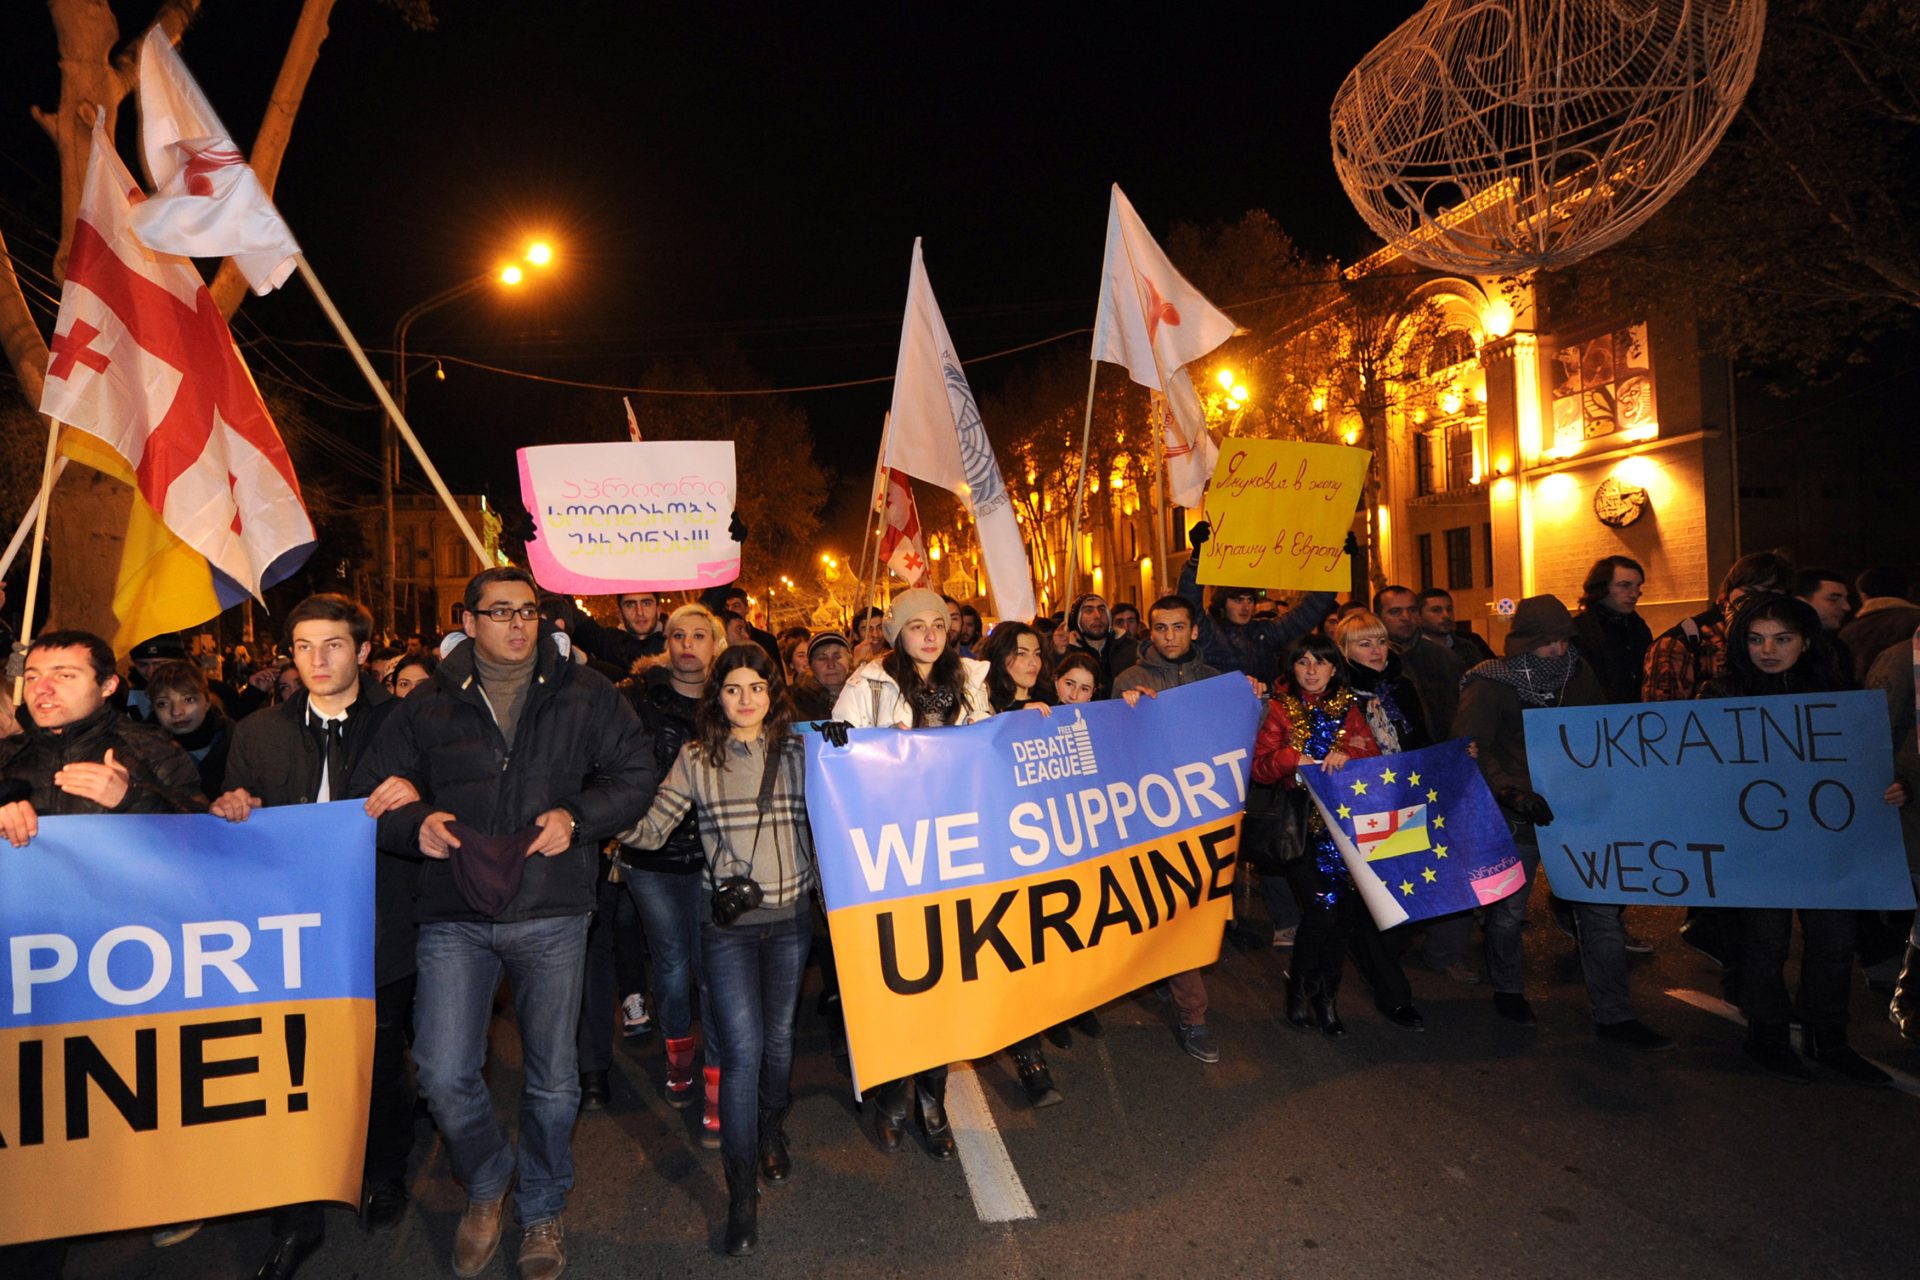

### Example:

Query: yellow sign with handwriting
xmin=1195 ymin=438 xmax=1369 ymax=591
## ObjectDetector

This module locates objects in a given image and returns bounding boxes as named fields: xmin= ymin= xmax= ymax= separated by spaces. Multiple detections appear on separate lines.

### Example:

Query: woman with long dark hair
xmin=1253 ymin=634 xmax=1424 ymax=1034
xmin=1700 ymin=594 xmax=1903 ymax=1086
xmin=983 ymin=621 xmax=1054 ymax=714
xmin=621 ymin=645 xmax=817 ymax=1254
xmin=832 ymin=589 xmax=989 ymax=1158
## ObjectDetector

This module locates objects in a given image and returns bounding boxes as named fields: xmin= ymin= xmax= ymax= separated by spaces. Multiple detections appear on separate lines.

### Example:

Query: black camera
xmin=709 ymin=875 xmax=765 ymax=928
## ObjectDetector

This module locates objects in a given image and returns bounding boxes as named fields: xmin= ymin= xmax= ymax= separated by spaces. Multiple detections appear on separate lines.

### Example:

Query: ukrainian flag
xmin=1352 ymin=803 xmax=1431 ymax=860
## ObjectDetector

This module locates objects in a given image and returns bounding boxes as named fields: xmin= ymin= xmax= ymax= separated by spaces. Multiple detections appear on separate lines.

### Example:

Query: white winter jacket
xmin=832 ymin=656 xmax=994 ymax=729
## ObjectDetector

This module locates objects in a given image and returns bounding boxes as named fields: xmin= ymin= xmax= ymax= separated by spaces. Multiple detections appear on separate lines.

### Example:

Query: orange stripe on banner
xmin=0 ymin=998 xmax=373 ymax=1246
xmin=828 ymin=818 xmax=1240 ymax=1090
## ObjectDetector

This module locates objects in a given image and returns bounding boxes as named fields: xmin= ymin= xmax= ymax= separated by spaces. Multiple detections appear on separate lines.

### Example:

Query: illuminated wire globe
xmin=1330 ymin=0 xmax=1766 ymax=272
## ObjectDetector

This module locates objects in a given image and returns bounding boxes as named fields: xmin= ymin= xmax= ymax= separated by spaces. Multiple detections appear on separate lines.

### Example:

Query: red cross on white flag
xmin=877 ymin=467 xmax=932 ymax=588
xmin=37 ymin=119 xmax=314 ymax=601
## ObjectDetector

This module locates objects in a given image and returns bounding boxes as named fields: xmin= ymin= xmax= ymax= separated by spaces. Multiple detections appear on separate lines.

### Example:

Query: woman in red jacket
xmin=1253 ymin=634 xmax=1423 ymax=1035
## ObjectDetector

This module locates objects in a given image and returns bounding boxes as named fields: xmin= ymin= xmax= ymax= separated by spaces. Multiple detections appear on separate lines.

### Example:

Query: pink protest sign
xmin=518 ymin=441 xmax=740 ymax=593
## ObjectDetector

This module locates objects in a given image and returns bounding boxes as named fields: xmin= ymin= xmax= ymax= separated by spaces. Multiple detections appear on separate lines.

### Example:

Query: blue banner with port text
xmin=1523 ymin=691 xmax=1914 ymax=909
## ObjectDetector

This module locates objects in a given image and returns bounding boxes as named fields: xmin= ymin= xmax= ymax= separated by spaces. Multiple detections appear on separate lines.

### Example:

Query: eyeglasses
xmin=478 ymin=604 xmax=540 ymax=622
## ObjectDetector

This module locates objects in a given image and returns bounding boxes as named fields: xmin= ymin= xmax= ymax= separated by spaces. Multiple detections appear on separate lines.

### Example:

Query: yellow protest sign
xmin=1195 ymin=438 xmax=1369 ymax=591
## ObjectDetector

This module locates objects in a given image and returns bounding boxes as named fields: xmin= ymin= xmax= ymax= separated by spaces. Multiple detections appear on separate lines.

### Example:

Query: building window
xmin=1426 ymin=328 xmax=1477 ymax=376
xmin=1481 ymin=521 xmax=1493 ymax=588
xmin=1444 ymin=526 xmax=1473 ymax=590
xmin=1414 ymin=432 xmax=1435 ymax=496
xmin=1445 ymin=425 xmax=1475 ymax=491
xmin=438 ymin=537 xmax=466 ymax=579
xmin=1417 ymin=533 xmax=1434 ymax=591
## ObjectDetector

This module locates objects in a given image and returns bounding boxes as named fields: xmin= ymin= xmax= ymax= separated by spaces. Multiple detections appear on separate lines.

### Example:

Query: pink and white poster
xmin=518 ymin=441 xmax=740 ymax=593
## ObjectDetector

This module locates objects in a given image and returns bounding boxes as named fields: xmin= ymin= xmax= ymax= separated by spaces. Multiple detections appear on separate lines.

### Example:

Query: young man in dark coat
xmin=352 ymin=567 xmax=657 ymax=1280
xmin=211 ymin=594 xmax=422 ymax=1277
xmin=1570 ymin=555 xmax=1652 ymax=704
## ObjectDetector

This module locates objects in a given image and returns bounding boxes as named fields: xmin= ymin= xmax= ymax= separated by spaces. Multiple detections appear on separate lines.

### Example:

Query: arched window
xmin=1425 ymin=328 xmax=1476 ymax=376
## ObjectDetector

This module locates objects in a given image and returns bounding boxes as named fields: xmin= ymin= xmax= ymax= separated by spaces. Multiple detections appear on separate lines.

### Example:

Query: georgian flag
xmin=877 ymin=467 xmax=932 ymax=587
xmin=38 ymin=119 xmax=314 ymax=602
xmin=1352 ymin=804 xmax=1431 ymax=860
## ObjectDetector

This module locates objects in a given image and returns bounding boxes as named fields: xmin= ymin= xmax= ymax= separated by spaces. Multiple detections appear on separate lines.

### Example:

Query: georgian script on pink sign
xmin=519 ymin=441 xmax=740 ymax=593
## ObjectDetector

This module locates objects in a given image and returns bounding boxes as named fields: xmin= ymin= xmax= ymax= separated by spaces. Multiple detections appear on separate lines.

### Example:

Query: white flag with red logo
xmin=877 ymin=467 xmax=931 ymax=587
xmin=1091 ymin=184 xmax=1237 ymax=507
xmin=885 ymin=239 xmax=1036 ymax=621
xmin=38 ymin=119 xmax=315 ymax=601
xmin=129 ymin=27 xmax=301 ymax=294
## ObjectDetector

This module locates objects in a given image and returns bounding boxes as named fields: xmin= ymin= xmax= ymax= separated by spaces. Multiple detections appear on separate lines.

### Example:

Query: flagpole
xmin=861 ymin=415 xmax=891 ymax=625
xmin=1062 ymin=360 xmax=1100 ymax=612
xmin=291 ymin=255 xmax=491 ymax=567
xmin=0 ymin=457 xmax=68 ymax=583
xmin=852 ymin=414 xmax=889 ymax=623
xmin=11 ymin=418 xmax=63 ymax=703
xmin=1147 ymin=394 xmax=1172 ymax=597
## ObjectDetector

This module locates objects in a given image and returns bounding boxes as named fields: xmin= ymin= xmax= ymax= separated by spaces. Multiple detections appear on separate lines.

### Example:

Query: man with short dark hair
xmin=1375 ymin=585 xmax=1464 ymax=744
xmin=1415 ymin=588 xmax=1496 ymax=667
xmin=1840 ymin=567 xmax=1920 ymax=685
xmin=354 ymin=566 xmax=656 ymax=1280
xmin=850 ymin=606 xmax=887 ymax=663
xmin=1065 ymin=593 xmax=1138 ymax=693
xmin=1794 ymin=568 xmax=1853 ymax=633
xmin=956 ymin=603 xmax=983 ymax=656
xmin=1571 ymin=556 xmax=1651 ymax=704
xmin=565 ymin=591 xmax=666 ymax=674
xmin=1110 ymin=601 xmax=1142 ymax=643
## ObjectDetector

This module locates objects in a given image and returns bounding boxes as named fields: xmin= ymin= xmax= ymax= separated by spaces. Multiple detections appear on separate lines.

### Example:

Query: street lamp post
xmin=380 ymin=244 xmax=553 ymax=636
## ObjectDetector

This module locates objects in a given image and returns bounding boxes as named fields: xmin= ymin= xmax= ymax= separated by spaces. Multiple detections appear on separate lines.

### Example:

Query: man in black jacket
xmin=352 ymin=567 xmax=656 ymax=1280
xmin=212 ymin=595 xmax=421 ymax=1277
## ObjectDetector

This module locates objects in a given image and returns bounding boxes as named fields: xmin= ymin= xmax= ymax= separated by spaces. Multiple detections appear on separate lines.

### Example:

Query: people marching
xmin=2 ymin=538 xmax=1915 ymax=1279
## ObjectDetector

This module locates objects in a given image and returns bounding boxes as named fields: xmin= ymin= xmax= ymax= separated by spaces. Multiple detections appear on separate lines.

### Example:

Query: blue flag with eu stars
xmin=1298 ymin=739 xmax=1523 ymax=929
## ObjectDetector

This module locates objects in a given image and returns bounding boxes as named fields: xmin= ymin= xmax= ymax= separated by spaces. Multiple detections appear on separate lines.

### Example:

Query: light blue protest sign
xmin=1524 ymin=691 xmax=1914 ymax=909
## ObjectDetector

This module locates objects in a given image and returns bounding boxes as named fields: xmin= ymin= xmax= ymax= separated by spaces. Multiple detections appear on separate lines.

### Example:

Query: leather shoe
xmin=517 ymin=1216 xmax=565 ymax=1280
xmin=917 ymin=1085 xmax=957 ymax=1161
xmin=1493 ymin=992 xmax=1537 ymax=1025
xmin=1044 ymin=1023 xmax=1073 ymax=1050
xmin=1382 ymin=1003 xmax=1425 ymax=1031
xmin=578 ymin=1069 xmax=609 ymax=1112
xmin=1595 ymin=1018 xmax=1675 ymax=1051
xmin=873 ymin=1078 xmax=910 ymax=1153
xmin=1283 ymin=971 xmax=1313 ymax=1030
xmin=252 ymin=1228 xmax=322 ymax=1280
xmin=1311 ymin=991 xmax=1346 ymax=1036
xmin=1070 ymin=1010 xmax=1104 ymax=1039
xmin=362 ymin=1178 xmax=408 ymax=1233
xmin=452 ymin=1178 xmax=512 ymax=1278
xmin=758 ymin=1105 xmax=793 ymax=1184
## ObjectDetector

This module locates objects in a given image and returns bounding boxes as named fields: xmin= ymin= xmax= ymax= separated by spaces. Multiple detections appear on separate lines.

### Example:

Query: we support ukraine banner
xmin=1300 ymin=739 xmax=1522 ymax=930
xmin=806 ymin=677 xmax=1261 ymax=1091
xmin=0 ymin=805 xmax=375 ymax=1245
xmin=1525 ymin=691 xmax=1914 ymax=909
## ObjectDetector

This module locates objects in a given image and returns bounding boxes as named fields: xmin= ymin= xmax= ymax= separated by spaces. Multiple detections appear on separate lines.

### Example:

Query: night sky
xmin=1 ymin=1 xmax=1417 ymax=495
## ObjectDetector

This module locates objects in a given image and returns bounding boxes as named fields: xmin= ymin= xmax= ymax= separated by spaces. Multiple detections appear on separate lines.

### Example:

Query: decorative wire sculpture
xmin=1330 ymin=0 xmax=1767 ymax=273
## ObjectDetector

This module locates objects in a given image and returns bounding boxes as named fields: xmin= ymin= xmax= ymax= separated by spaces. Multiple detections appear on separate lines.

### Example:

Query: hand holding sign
xmin=1195 ymin=438 xmax=1369 ymax=591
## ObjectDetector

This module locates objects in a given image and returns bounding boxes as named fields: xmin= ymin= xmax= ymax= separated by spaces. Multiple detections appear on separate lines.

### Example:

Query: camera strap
xmin=707 ymin=737 xmax=784 ymax=894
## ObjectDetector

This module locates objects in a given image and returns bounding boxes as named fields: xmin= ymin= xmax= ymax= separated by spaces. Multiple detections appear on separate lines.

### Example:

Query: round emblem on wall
xmin=1592 ymin=477 xmax=1649 ymax=528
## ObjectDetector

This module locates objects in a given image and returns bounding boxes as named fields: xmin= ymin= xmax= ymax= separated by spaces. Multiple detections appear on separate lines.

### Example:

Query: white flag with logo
xmin=1092 ymin=184 xmax=1237 ymax=507
xmin=130 ymin=27 xmax=301 ymax=294
xmin=885 ymin=239 xmax=1036 ymax=621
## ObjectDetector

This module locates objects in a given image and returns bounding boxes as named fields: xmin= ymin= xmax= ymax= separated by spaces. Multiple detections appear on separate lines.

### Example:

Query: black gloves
xmin=729 ymin=512 xmax=748 ymax=544
xmin=1497 ymin=787 xmax=1555 ymax=827
xmin=1188 ymin=520 xmax=1211 ymax=551
xmin=1343 ymin=531 xmax=1359 ymax=556
xmin=814 ymin=720 xmax=852 ymax=748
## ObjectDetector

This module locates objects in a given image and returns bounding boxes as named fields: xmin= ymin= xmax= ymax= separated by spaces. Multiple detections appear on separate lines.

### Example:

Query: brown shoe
xmin=452 ymin=1180 xmax=513 ymax=1278
xmin=518 ymin=1217 xmax=566 ymax=1280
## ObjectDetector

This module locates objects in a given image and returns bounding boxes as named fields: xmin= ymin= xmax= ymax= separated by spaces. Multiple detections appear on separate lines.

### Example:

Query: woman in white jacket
xmin=828 ymin=589 xmax=986 ymax=1159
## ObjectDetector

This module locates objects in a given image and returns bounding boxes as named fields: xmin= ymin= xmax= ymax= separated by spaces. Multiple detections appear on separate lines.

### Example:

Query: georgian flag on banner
xmin=1091 ymin=185 xmax=1238 ymax=509
xmin=38 ymin=119 xmax=314 ymax=601
xmin=884 ymin=239 xmax=1036 ymax=621
xmin=130 ymin=27 xmax=301 ymax=294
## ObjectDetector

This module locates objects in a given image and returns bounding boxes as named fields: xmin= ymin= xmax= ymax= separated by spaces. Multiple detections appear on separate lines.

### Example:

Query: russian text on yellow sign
xmin=0 ymin=998 xmax=372 ymax=1246
xmin=1195 ymin=437 xmax=1369 ymax=592
xmin=828 ymin=820 xmax=1239 ymax=1091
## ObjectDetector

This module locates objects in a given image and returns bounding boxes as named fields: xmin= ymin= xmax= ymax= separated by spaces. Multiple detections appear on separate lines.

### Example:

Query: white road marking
xmin=945 ymin=1062 xmax=1038 ymax=1222
xmin=1664 ymin=987 xmax=1920 ymax=1097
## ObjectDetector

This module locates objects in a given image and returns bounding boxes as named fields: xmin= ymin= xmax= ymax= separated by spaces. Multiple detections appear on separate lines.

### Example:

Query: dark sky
xmin=1 ymin=1 xmax=1417 ymax=497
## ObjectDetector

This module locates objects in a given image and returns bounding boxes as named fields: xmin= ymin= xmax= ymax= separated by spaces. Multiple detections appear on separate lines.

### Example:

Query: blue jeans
xmin=625 ymin=867 xmax=705 ymax=1041
xmin=415 ymin=915 xmax=590 ymax=1225
xmin=702 ymin=909 xmax=813 ymax=1162
xmin=1484 ymin=844 xmax=1633 ymax=1023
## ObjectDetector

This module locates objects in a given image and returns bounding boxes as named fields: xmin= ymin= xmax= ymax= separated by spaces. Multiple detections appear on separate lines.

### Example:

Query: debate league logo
xmin=1010 ymin=710 xmax=1098 ymax=786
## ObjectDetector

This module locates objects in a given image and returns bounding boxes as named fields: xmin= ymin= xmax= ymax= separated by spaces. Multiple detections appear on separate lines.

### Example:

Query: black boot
xmin=1891 ymin=944 xmax=1919 ymax=1044
xmin=916 ymin=1074 xmax=957 ymax=1161
xmin=1310 ymin=988 xmax=1346 ymax=1037
xmin=252 ymin=1226 xmax=323 ymax=1279
xmin=873 ymin=1078 xmax=911 ymax=1153
xmin=722 ymin=1155 xmax=758 ymax=1256
xmin=758 ymin=1105 xmax=792 ymax=1185
xmin=1804 ymin=1023 xmax=1893 ymax=1087
xmin=1009 ymin=1043 xmax=1064 ymax=1109
xmin=1743 ymin=1021 xmax=1811 ymax=1084
xmin=1283 ymin=969 xmax=1313 ymax=1030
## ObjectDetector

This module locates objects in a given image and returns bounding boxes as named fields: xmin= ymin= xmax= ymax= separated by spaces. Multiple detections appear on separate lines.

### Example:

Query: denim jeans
xmin=624 ymin=867 xmax=704 ymax=1040
xmin=1483 ymin=844 xmax=1633 ymax=1023
xmin=415 ymin=915 xmax=590 ymax=1226
xmin=702 ymin=908 xmax=813 ymax=1162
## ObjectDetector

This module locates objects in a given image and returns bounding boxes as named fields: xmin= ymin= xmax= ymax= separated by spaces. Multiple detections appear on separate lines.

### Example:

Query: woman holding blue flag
xmin=1699 ymin=594 xmax=1904 ymax=1087
xmin=1253 ymin=634 xmax=1424 ymax=1034
xmin=620 ymin=644 xmax=816 ymax=1256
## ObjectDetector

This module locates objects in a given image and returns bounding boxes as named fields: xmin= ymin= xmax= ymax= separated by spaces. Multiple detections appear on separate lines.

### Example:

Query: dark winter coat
xmin=351 ymin=635 xmax=658 ymax=924
xmin=0 ymin=702 xmax=204 ymax=815
xmin=1111 ymin=645 xmax=1223 ymax=695
xmin=617 ymin=668 xmax=706 ymax=874
xmin=1572 ymin=606 xmax=1653 ymax=704
xmin=1176 ymin=556 xmax=1335 ymax=685
xmin=1395 ymin=632 xmax=1466 ymax=746
xmin=223 ymin=675 xmax=415 ymax=985
xmin=1453 ymin=655 xmax=1604 ymax=838
xmin=1066 ymin=631 xmax=1139 ymax=695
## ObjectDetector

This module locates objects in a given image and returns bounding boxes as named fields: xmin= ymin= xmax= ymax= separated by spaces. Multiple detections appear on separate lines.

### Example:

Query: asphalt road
xmin=58 ymin=888 xmax=1920 ymax=1280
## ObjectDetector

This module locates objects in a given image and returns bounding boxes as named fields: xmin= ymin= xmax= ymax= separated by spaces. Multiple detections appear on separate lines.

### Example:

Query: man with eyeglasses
xmin=355 ymin=567 xmax=656 ymax=1280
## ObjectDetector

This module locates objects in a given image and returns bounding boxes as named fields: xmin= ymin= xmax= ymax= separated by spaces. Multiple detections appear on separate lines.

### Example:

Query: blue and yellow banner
xmin=1525 ymin=691 xmax=1915 ymax=909
xmin=805 ymin=676 xmax=1262 ymax=1091
xmin=1301 ymin=739 xmax=1523 ymax=929
xmin=0 ymin=804 xmax=375 ymax=1245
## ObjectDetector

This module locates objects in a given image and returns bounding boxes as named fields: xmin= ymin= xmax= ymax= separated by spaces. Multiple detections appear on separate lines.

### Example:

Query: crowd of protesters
xmin=2 ymin=535 xmax=1916 ymax=1277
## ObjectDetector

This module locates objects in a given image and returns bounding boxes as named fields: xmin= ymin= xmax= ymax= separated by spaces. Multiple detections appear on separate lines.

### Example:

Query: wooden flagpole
xmin=292 ymin=255 xmax=491 ymax=567
xmin=861 ymin=414 xmax=891 ymax=625
xmin=12 ymin=417 xmax=63 ymax=703
xmin=1147 ymin=393 xmax=1172 ymax=597
xmin=0 ymin=456 xmax=68 ymax=583
xmin=852 ymin=414 xmax=888 ymax=625
xmin=1062 ymin=360 xmax=1099 ymax=612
